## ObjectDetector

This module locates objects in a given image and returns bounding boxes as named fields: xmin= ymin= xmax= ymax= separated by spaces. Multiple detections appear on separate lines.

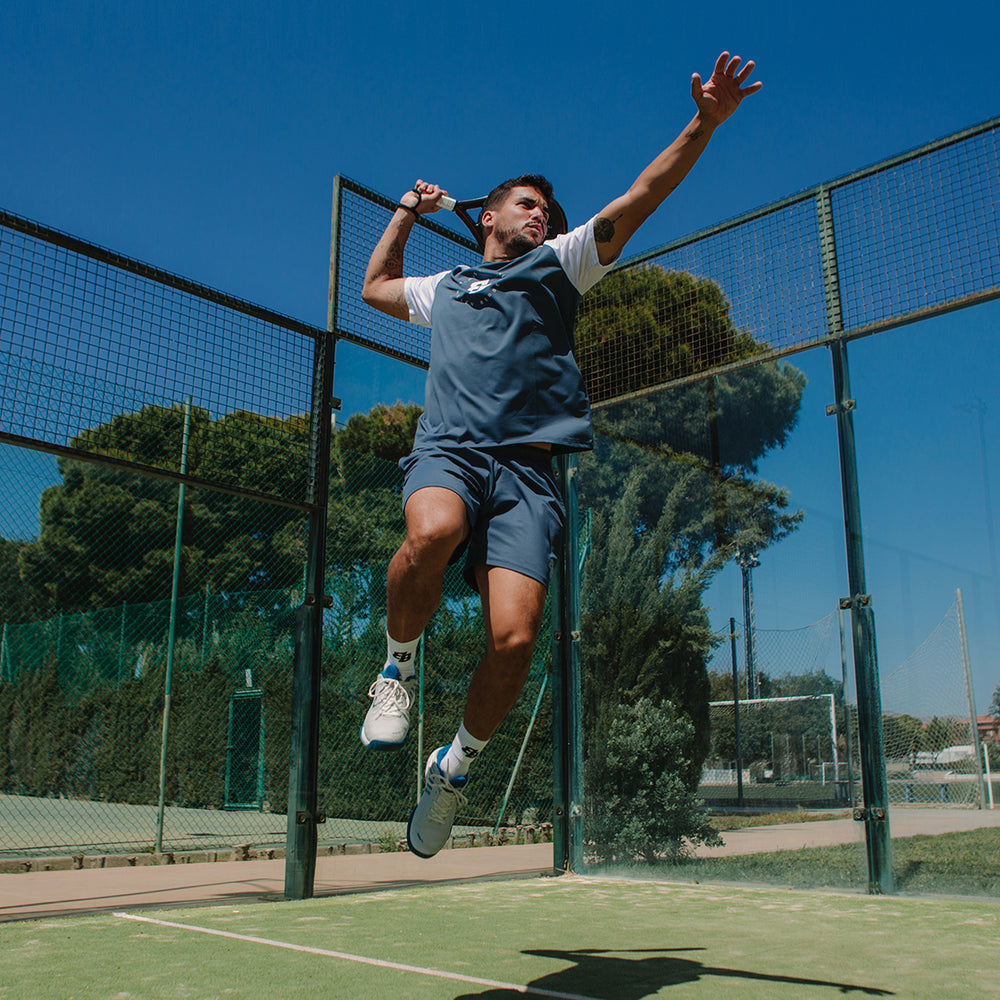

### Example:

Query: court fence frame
xmin=1 ymin=112 xmax=996 ymax=899
xmin=329 ymin=113 xmax=999 ymax=895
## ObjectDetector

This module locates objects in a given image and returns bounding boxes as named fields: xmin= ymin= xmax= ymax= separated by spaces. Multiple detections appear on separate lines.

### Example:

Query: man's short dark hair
xmin=481 ymin=174 xmax=554 ymax=217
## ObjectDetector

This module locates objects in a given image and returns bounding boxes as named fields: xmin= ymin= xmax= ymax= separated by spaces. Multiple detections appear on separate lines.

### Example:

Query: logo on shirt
xmin=455 ymin=272 xmax=498 ymax=306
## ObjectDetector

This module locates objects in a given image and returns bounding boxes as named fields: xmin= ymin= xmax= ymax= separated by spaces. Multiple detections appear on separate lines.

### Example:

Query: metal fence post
xmin=551 ymin=454 xmax=583 ymax=874
xmin=729 ymin=617 xmax=744 ymax=807
xmin=829 ymin=337 xmax=893 ymax=893
xmin=818 ymin=186 xmax=892 ymax=893
xmin=155 ymin=396 xmax=192 ymax=855
xmin=956 ymin=588 xmax=987 ymax=809
xmin=285 ymin=179 xmax=340 ymax=898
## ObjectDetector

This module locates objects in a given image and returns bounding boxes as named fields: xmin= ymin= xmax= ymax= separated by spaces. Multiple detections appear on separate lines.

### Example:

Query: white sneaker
xmin=360 ymin=664 xmax=416 ymax=750
xmin=407 ymin=747 xmax=469 ymax=858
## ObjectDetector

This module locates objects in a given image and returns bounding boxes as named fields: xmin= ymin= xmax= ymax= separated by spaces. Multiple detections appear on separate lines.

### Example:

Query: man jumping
xmin=359 ymin=52 xmax=762 ymax=858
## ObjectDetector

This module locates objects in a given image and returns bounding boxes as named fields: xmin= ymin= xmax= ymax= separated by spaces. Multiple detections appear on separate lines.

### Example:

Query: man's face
xmin=484 ymin=186 xmax=550 ymax=258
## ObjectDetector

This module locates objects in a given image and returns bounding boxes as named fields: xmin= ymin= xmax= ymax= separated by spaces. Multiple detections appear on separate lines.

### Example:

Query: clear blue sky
xmin=2 ymin=1 xmax=999 ymax=711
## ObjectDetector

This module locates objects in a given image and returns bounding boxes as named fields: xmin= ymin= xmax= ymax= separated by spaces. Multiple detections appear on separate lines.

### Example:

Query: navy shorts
xmin=399 ymin=444 xmax=565 ymax=591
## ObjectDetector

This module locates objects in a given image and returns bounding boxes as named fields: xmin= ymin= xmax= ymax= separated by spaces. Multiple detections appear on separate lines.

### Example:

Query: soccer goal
xmin=703 ymin=693 xmax=847 ymax=807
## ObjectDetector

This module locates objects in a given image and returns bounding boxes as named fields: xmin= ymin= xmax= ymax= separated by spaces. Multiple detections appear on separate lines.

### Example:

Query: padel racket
xmin=435 ymin=194 xmax=568 ymax=249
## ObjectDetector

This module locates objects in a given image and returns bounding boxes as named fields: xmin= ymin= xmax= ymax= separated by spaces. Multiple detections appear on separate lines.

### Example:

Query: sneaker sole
xmin=406 ymin=806 xmax=440 ymax=859
xmin=359 ymin=726 xmax=409 ymax=750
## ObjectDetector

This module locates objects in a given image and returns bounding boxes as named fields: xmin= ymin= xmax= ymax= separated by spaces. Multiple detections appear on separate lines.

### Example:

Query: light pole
xmin=735 ymin=547 xmax=760 ymax=699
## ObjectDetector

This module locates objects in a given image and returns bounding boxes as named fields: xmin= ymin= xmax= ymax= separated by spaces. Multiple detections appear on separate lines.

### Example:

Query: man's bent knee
xmin=402 ymin=488 xmax=469 ymax=562
xmin=485 ymin=618 xmax=544 ymax=669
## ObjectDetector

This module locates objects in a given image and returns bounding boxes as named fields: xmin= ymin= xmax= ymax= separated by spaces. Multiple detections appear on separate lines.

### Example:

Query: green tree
xmin=581 ymin=470 xmax=717 ymax=783
xmin=0 ymin=538 xmax=46 ymax=624
xmin=574 ymin=266 xmax=770 ymax=403
xmin=336 ymin=402 xmax=422 ymax=464
xmin=325 ymin=404 xmax=422 ymax=572
xmin=588 ymin=698 xmax=722 ymax=864
xmin=15 ymin=404 xmax=310 ymax=615
xmin=882 ymin=713 xmax=925 ymax=762
xmin=575 ymin=264 xmax=807 ymax=831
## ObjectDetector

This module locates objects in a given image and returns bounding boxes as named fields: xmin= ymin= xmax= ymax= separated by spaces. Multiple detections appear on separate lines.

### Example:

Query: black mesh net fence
xmin=0 ymin=210 xmax=317 ymax=502
xmin=0 ymin=433 xmax=555 ymax=859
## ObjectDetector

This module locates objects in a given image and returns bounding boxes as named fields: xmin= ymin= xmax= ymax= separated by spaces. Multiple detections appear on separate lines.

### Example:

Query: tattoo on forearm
xmin=594 ymin=213 xmax=623 ymax=244
xmin=685 ymin=126 xmax=706 ymax=141
xmin=384 ymin=235 xmax=404 ymax=278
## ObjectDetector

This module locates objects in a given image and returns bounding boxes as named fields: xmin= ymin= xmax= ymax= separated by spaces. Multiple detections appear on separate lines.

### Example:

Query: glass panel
xmin=848 ymin=300 xmax=1000 ymax=897
xmin=579 ymin=345 xmax=868 ymax=889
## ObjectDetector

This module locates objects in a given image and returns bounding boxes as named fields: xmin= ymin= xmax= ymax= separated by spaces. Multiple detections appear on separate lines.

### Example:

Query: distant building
xmin=977 ymin=715 xmax=1000 ymax=744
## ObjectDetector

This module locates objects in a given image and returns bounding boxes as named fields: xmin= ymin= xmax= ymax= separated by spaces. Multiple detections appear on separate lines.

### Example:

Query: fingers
xmin=735 ymin=58 xmax=755 ymax=84
xmin=715 ymin=52 xmax=762 ymax=97
xmin=410 ymin=180 xmax=450 ymax=213
xmin=690 ymin=72 xmax=703 ymax=101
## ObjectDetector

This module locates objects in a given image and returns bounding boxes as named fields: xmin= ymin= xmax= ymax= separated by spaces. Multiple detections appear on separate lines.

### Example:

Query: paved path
xmin=0 ymin=844 xmax=556 ymax=923
xmin=693 ymin=806 xmax=1000 ymax=857
xmin=4 ymin=808 xmax=998 ymax=923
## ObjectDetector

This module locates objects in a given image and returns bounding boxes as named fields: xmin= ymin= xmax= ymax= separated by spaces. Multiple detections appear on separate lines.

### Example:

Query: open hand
xmin=691 ymin=52 xmax=761 ymax=126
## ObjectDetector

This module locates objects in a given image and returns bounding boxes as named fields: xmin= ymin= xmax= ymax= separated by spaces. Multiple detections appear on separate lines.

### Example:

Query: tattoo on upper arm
xmin=594 ymin=213 xmax=623 ymax=244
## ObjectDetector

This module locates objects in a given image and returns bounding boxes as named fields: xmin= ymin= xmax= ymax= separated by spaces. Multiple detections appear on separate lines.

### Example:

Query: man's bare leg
xmin=361 ymin=486 xmax=469 ymax=750
xmin=386 ymin=486 xmax=470 ymax=641
xmin=464 ymin=564 xmax=548 ymax=738
xmin=408 ymin=564 xmax=548 ymax=857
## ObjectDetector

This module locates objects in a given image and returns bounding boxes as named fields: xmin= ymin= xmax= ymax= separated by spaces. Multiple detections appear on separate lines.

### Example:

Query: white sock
xmin=441 ymin=723 xmax=488 ymax=781
xmin=385 ymin=632 xmax=420 ymax=680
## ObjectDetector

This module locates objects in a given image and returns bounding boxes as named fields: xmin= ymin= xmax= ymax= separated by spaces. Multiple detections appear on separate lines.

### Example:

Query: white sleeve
xmin=403 ymin=272 xmax=449 ymax=327
xmin=548 ymin=217 xmax=616 ymax=294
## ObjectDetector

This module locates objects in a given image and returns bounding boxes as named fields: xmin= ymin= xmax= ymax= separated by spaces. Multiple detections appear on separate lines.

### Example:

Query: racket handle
xmin=437 ymin=195 xmax=456 ymax=211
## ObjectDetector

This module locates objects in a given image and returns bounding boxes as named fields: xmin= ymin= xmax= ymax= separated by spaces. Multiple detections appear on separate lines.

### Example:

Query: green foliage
xmin=582 ymin=376 xmax=805 ymax=570
xmin=336 ymin=403 xmax=422 ymax=464
xmin=575 ymin=265 xmax=770 ymax=402
xmin=0 ymin=539 xmax=46 ymax=624
xmin=581 ymin=468 xmax=716 ymax=780
xmin=588 ymin=698 xmax=722 ymax=864
xmin=12 ymin=405 xmax=311 ymax=616
xmin=577 ymin=268 xmax=807 ymax=854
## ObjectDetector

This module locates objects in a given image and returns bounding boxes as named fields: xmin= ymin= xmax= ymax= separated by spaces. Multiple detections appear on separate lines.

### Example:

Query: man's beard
xmin=493 ymin=222 xmax=539 ymax=258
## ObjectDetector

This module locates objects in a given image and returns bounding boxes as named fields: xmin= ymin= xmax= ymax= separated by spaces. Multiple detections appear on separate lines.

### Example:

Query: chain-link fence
xmin=0 ymin=204 xmax=329 ymax=859
xmin=875 ymin=592 xmax=986 ymax=808
xmin=702 ymin=613 xmax=847 ymax=807
xmin=0 ymin=422 xmax=554 ymax=859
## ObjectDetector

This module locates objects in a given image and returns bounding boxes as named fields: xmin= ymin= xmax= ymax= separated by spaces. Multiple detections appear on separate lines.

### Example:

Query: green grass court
xmin=3 ymin=874 xmax=997 ymax=999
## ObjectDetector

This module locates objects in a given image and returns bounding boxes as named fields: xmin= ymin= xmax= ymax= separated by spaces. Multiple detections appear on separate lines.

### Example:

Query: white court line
xmin=114 ymin=911 xmax=600 ymax=1000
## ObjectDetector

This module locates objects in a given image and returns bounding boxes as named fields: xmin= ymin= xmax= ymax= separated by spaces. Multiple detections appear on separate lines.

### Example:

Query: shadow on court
xmin=452 ymin=948 xmax=895 ymax=999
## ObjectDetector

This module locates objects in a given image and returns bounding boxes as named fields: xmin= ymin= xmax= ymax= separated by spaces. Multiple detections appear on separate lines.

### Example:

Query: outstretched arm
xmin=592 ymin=52 xmax=762 ymax=266
xmin=362 ymin=180 xmax=448 ymax=320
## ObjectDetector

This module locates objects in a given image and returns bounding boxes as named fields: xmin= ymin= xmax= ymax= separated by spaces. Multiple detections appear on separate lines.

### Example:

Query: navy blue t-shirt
xmin=404 ymin=218 xmax=613 ymax=454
